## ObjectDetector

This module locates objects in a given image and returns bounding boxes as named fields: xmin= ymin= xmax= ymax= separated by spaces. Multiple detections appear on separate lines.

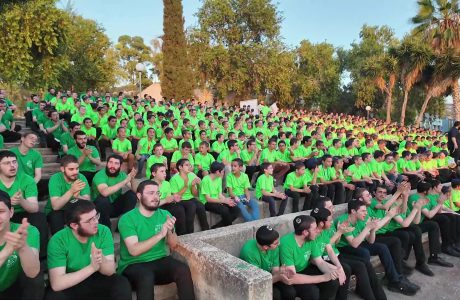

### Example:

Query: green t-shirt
xmin=131 ymin=126 xmax=147 ymax=139
xmin=216 ymin=149 xmax=238 ymax=164
xmin=118 ymin=208 xmax=172 ymax=274
xmin=158 ymin=180 xmax=172 ymax=201
xmin=46 ymin=172 xmax=91 ymax=214
xmin=10 ymin=147 xmax=43 ymax=178
xmin=160 ymin=137 xmax=178 ymax=151
xmin=0 ymin=173 xmax=37 ymax=213
xmin=81 ymin=126 xmax=97 ymax=138
xmin=335 ymin=213 xmax=367 ymax=248
xmin=60 ymin=132 xmax=76 ymax=152
xmin=259 ymin=148 xmax=278 ymax=164
xmin=318 ymin=166 xmax=336 ymax=182
xmin=170 ymin=172 xmax=198 ymax=201
xmin=145 ymin=155 xmax=167 ymax=178
xmin=311 ymin=228 xmax=339 ymax=259
xmin=137 ymin=137 xmax=156 ymax=155
xmin=171 ymin=151 xmax=194 ymax=166
xmin=194 ymin=152 xmax=215 ymax=173
xmin=346 ymin=164 xmax=363 ymax=183
xmin=240 ymin=149 xmax=256 ymax=165
xmin=226 ymin=172 xmax=250 ymax=197
xmin=101 ymin=126 xmax=118 ymax=140
xmin=0 ymin=223 xmax=39 ymax=292
xmin=211 ymin=141 xmax=226 ymax=154
xmin=255 ymin=174 xmax=274 ymax=199
xmin=199 ymin=175 xmax=222 ymax=204
xmin=45 ymin=120 xmax=67 ymax=140
xmin=444 ymin=190 xmax=460 ymax=212
xmin=67 ymin=146 xmax=100 ymax=172
xmin=112 ymin=138 xmax=132 ymax=153
xmin=91 ymin=169 xmax=128 ymax=203
xmin=279 ymin=232 xmax=312 ymax=272
xmin=240 ymin=239 xmax=279 ymax=273
xmin=0 ymin=110 xmax=14 ymax=130
xmin=48 ymin=225 xmax=113 ymax=273
xmin=283 ymin=172 xmax=307 ymax=189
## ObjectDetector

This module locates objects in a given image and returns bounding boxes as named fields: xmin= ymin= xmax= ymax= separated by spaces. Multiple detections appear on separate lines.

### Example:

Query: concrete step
xmin=42 ymin=155 xmax=58 ymax=163
xmin=42 ymin=163 xmax=60 ymax=172
xmin=3 ymin=143 xmax=55 ymax=155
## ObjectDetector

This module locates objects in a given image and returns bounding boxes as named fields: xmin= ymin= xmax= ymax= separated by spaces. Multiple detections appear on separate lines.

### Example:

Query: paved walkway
xmin=349 ymin=252 xmax=460 ymax=300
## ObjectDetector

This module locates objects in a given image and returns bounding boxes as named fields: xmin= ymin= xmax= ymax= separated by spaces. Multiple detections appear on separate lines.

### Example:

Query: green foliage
xmin=115 ymin=35 xmax=154 ymax=89
xmin=162 ymin=0 xmax=194 ymax=99
xmin=58 ymin=16 xmax=119 ymax=91
xmin=0 ymin=0 xmax=69 ymax=89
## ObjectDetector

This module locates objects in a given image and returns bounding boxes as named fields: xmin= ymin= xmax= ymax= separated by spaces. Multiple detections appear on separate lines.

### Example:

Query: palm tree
xmin=397 ymin=36 xmax=433 ymax=125
xmin=415 ymin=51 xmax=460 ymax=125
xmin=412 ymin=0 xmax=460 ymax=121
xmin=361 ymin=53 xmax=398 ymax=124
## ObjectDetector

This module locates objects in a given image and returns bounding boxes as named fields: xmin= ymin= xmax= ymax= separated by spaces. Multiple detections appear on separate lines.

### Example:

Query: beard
xmin=105 ymin=167 xmax=120 ymax=177
xmin=77 ymin=142 xmax=86 ymax=149
xmin=140 ymin=197 xmax=159 ymax=211
xmin=77 ymin=225 xmax=96 ymax=237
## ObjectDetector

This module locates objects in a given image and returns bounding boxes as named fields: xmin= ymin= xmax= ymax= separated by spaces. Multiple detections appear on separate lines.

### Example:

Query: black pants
xmin=293 ymin=265 xmax=339 ymax=300
xmin=374 ymin=235 xmax=403 ymax=275
xmin=353 ymin=181 xmax=377 ymax=196
xmin=319 ymin=182 xmax=345 ymax=205
xmin=339 ymin=254 xmax=387 ymax=300
xmin=80 ymin=171 xmax=96 ymax=186
xmin=273 ymin=281 xmax=296 ymax=300
xmin=430 ymin=214 xmax=454 ymax=248
xmin=261 ymin=195 xmax=287 ymax=217
xmin=340 ymin=240 xmax=402 ymax=284
xmin=285 ymin=189 xmax=308 ymax=213
xmin=403 ymin=173 xmax=422 ymax=190
xmin=45 ymin=272 xmax=131 ymax=300
xmin=161 ymin=202 xmax=186 ymax=235
xmin=94 ymin=191 xmax=138 ymax=229
xmin=205 ymin=202 xmax=240 ymax=228
xmin=384 ymin=226 xmax=426 ymax=265
xmin=122 ymin=256 xmax=195 ymax=300
xmin=420 ymin=218 xmax=443 ymax=253
xmin=245 ymin=165 xmax=260 ymax=183
xmin=178 ymin=198 xmax=209 ymax=232
xmin=98 ymin=138 xmax=112 ymax=160
xmin=444 ymin=213 xmax=460 ymax=244
xmin=306 ymin=185 xmax=320 ymax=210
xmin=11 ymin=211 xmax=48 ymax=259
xmin=48 ymin=209 xmax=66 ymax=235
xmin=46 ymin=134 xmax=60 ymax=153
xmin=0 ymin=271 xmax=44 ymax=300
xmin=1 ymin=129 xmax=21 ymax=143
xmin=24 ymin=111 xmax=32 ymax=128
xmin=335 ymin=261 xmax=351 ymax=300
xmin=37 ymin=178 xmax=50 ymax=201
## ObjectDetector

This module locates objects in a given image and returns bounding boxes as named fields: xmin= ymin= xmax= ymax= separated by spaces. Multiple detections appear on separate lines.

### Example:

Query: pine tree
xmin=162 ymin=0 xmax=193 ymax=100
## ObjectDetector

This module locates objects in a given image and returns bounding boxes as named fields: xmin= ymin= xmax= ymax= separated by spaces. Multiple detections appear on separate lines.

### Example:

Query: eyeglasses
xmin=81 ymin=212 xmax=100 ymax=224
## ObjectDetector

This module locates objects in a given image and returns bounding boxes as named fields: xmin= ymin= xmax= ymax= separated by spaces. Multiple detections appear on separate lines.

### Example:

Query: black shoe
xmin=442 ymin=246 xmax=460 ymax=257
xmin=415 ymin=263 xmax=434 ymax=277
xmin=402 ymin=277 xmax=420 ymax=291
xmin=451 ymin=244 xmax=460 ymax=253
xmin=387 ymin=281 xmax=418 ymax=296
xmin=401 ymin=261 xmax=414 ymax=275
xmin=428 ymin=256 xmax=454 ymax=267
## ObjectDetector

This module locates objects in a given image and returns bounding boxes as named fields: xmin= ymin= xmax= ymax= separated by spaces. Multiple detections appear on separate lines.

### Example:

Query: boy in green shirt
xmin=112 ymin=127 xmax=135 ymax=172
xmin=279 ymin=215 xmax=340 ymax=299
xmin=92 ymin=154 xmax=138 ymax=229
xmin=200 ymin=161 xmax=240 ymax=228
xmin=47 ymin=200 xmax=131 ymax=300
xmin=194 ymin=141 xmax=215 ymax=178
xmin=0 ymin=191 xmax=43 ymax=300
xmin=118 ymin=180 xmax=195 ymax=300
xmin=227 ymin=158 xmax=260 ymax=222
xmin=47 ymin=155 xmax=91 ymax=234
xmin=0 ymin=150 xmax=48 ymax=259
xmin=135 ymin=127 xmax=156 ymax=177
xmin=240 ymin=225 xmax=296 ymax=300
xmin=68 ymin=131 xmax=102 ymax=185
xmin=284 ymin=161 xmax=311 ymax=213
xmin=256 ymin=163 xmax=287 ymax=217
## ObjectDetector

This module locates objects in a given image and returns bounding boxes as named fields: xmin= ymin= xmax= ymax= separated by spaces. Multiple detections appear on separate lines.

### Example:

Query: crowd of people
xmin=1 ymin=87 xmax=460 ymax=300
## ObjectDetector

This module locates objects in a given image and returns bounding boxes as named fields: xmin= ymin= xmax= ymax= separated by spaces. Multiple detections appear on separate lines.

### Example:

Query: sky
xmin=59 ymin=0 xmax=419 ymax=49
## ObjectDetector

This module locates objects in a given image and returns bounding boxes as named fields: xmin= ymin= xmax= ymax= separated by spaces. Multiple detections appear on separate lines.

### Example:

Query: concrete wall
xmin=174 ymin=204 xmax=348 ymax=300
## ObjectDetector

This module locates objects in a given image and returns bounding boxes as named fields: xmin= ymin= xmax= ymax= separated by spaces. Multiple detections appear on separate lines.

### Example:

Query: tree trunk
xmin=400 ymin=89 xmax=410 ymax=126
xmin=453 ymin=78 xmax=460 ymax=121
xmin=415 ymin=93 xmax=432 ymax=128
xmin=385 ymin=91 xmax=392 ymax=124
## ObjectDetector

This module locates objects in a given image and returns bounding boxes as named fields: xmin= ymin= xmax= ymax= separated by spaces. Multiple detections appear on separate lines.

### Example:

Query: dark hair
xmin=137 ymin=179 xmax=159 ymax=194
xmin=74 ymin=130 xmax=86 ymax=139
xmin=310 ymin=207 xmax=331 ymax=224
xmin=65 ymin=200 xmax=96 ymax=226
xmin=227 ymin=139 xmax=237 ymax=148
xmin=348 ymin=200 xmax=366 ymax=214
xmin=260 ymin=162 xmax=272 ymax=172
xmin=0 ymin=150 xmax=17 ymax=162
xmin=164 ymin=127 xmax=173 ymax=135
xmin=232 ymin=158 xmax=244 ymax=167
xmin=69 ymin=121 xmax=80 ymax=131
xmin=294 ymin=161 xmax=305 ymax=170
xmin=0 ymin=190 xmax=11 ymax=209
xmin=150 ymin=163 xmax=166 ymax=177
xmin=199 ymin=141 xmax=210 ymax=148
xmin=60 ymin=155 xmax=79 ymax=167
xmin=354 ymin=188 xmax=368 ymax=200
xmin=314 ymin=196 xmax=332 ymax=210
xmin=373 ymin=150 xmax=384 ymax=159
xmin=416 ymin=181 xmax=432 ymax=194
xmin=107 ymin=154 xmax=123 ymax=164
xmin=176 ymin=158 xmax=189 ymax=170
xmin=181 ymin=141 xmax=192 ymax=149
xmin=255 ymin=225 xmax=279 ymax=246
xmin=293 ymin=215 xmax=316 ymax=235
xmin=210 ymin=161 xmax=225 ymax=174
